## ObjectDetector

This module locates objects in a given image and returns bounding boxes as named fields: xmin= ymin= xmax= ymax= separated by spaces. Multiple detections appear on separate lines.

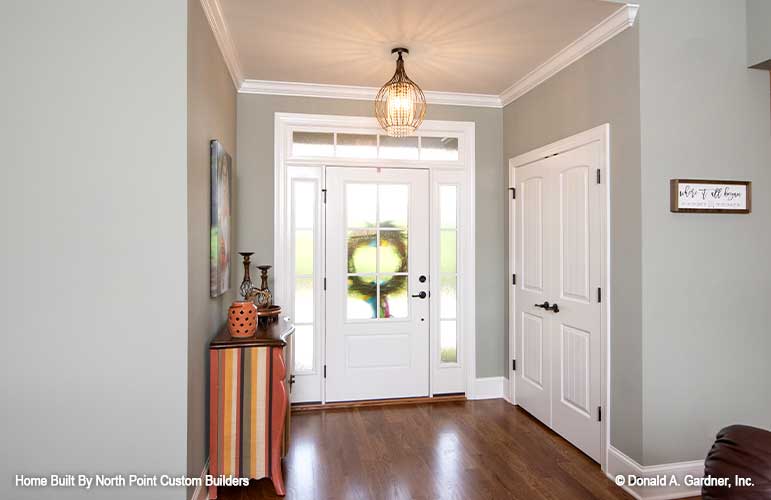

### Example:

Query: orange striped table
xmin=208 ymin=318 xmax=294 ymax=498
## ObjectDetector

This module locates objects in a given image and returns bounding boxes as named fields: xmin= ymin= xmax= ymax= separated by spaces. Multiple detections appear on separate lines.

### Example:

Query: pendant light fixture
xmin=375 ymin=48 xmax=426 ymax=137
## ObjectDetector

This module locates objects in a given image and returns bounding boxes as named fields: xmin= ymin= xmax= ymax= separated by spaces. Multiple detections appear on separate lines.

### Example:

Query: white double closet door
xmin=514 ymin=141 xmax=603 ymax=462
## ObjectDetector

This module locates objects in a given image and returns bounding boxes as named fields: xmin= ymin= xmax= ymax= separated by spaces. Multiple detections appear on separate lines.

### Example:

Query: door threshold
xmin=292 ymin=393 xmax=466 ymax=412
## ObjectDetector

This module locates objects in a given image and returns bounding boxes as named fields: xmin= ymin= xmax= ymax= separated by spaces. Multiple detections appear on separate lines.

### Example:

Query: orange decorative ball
xmin=227 ymin=301 xmax=258 ymax=338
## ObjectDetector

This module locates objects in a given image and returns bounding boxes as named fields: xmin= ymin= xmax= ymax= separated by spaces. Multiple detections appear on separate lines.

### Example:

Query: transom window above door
xmin=345 ymin=183 xmax=410 ymax=320
xmin=291 ymin=131 xmax=459 ymax=161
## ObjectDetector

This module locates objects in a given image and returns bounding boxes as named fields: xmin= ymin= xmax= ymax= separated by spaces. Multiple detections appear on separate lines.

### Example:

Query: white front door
xmin=514 ymin=141 xmax=603 ymax=462
xmin=325 ymin=167 xmax=430 ymax=402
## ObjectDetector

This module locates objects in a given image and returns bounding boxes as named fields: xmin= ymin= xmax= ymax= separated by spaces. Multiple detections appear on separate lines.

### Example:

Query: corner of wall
xmin=187 ymin=0 xmax=238 ymax=495
xmin=501 ymin=21 xmax=644 ymax=464
xmin=638 ymin=0 xmax=771 ymax=465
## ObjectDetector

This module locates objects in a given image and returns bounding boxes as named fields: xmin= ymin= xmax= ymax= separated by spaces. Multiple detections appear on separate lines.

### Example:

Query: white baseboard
xmin=606 ymin=446 xmax=704 ymax=500
xmin=190 ymin=458 xmax=209 ymax=500
xmin=503 ymin=379 xmax=514 ymax=405
xmin=470 ymin=376 xmax=506 ymax=400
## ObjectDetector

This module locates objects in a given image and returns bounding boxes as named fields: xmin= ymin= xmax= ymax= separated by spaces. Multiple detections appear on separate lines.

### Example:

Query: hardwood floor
xmin=216 ymin=399 xmax=644 ymax=500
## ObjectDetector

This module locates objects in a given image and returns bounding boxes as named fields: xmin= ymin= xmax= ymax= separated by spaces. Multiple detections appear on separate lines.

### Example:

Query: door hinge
xmin=321 ymin=188 xmax=327 ymax=203
xmin=509 ymin=187 xmax=516 ymax=199
xmin=512 ymin=273 xmax=516 ymax=285
xmin=598 ymin=406 xmax=602 ymax=422
xmin=323 ymin=365 xmax=327 ymax=378
xmin=512 ymin=359 xmax=516 ymax=371
xmin=323 ymin=277 xmax=327 ymax=291
xmin=597 ymin=287 xmax=602 ymax=303
xmin=596 ymin=169 xmax=601 ymax=184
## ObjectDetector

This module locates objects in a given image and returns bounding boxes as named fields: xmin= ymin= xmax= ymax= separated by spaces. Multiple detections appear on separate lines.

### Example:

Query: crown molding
xmin=201 ymin=0 xmax=638 ymax=109
xmin=199 ymin=0 xmax=243 ymax=88
xmin=239 ymin=79 xmax=503 ymax=108
xmin=500 ymin=3 xmax=639 ymax=106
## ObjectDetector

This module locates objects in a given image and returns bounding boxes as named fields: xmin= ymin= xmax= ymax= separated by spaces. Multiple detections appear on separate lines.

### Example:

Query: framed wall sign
xmin=670 ymin=179 xmax=751 ymax=214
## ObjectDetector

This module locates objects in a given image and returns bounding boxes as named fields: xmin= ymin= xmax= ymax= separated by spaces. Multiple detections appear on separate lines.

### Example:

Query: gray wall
xmin=187 ymin=0 xmax=237 ymax=496
xmin=502 ymin=25 xmax=643 ymax=462
xmin=0 ymin=1 xmax=189 ymax=499
xmin=638 ymin=0 xmax=771 ymax=465
xmin=236 ymin=94 xmax=504 ymax=377
xmin=747 ymin=0 xmax=771 ymax=68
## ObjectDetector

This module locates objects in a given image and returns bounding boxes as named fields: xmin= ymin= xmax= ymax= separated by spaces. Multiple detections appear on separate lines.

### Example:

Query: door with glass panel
xmin=325 ymin=167 xmax=430 ymax=402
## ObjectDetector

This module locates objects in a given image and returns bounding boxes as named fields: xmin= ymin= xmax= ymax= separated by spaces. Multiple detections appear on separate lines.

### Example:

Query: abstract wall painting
xmin=210 ymin=140 xmax=232 ymax=297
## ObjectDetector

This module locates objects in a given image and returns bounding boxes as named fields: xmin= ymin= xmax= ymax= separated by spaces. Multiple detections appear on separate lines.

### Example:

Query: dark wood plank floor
xmin=217 ymin=399 xmax=634 ymax=500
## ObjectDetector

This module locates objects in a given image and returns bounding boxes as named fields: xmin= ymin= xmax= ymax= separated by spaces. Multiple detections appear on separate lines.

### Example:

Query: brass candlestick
xmin=239 ymin=252 xmax=254 ymax=300
xmin=237 ymin=255 xmax=280 ymax=329
xmin=255 ymin=265 xmax=273 ymax=309
xmin=237 ymin=252 xmax=268 ymax=305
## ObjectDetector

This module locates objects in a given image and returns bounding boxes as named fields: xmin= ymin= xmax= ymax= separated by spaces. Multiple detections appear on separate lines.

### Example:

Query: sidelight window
xmin=439 ymin=185 xmax=459 ymax=363
xmin=292 ymin=179 xmax=317 ymax=373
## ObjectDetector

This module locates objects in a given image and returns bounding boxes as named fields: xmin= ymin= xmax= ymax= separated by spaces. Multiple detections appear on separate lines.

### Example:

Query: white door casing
xmin=325 ymin=167 xmax=430 ymax=401
xmin=274 ymin=114 xmax=476 ymax=403
xmin=509 ymin=124 xmax=609 ymax=467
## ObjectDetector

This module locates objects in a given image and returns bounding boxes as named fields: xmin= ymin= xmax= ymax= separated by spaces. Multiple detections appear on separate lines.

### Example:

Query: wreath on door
xmin=347 ymin=229 xmax=408 ymax=317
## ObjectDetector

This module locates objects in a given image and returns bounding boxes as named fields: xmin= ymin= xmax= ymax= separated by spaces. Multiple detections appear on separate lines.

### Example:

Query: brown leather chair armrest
xmin=703 ymin=425 xmax=771 ymax=499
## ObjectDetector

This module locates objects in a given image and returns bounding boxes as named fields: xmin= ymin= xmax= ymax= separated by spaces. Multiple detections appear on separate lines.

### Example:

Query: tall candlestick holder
xmin=256 ymin=265 xmax=272 ymax=307
xmin=254 ymin=264 xmax=280 ymax=327
xmin=239 ymin=252 xmax=255 ymax=300
xmin=237 ymin=254 xmax=280 ymax=328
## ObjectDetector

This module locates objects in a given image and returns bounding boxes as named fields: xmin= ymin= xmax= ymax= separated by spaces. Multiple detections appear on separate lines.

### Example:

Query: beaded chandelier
xmin=374 ymin=48 xmax=426 ymax=137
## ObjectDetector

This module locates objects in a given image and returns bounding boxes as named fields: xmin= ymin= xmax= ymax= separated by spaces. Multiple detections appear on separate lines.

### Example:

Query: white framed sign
xmin=670 ymin=179 xmax=751 ymax=214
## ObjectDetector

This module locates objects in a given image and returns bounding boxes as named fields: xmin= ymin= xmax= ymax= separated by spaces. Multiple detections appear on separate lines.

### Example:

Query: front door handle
xmin=412 ymin=291 xmax=427 ymax=299
xmin=534 ymin=301 xmax=559 ymax=313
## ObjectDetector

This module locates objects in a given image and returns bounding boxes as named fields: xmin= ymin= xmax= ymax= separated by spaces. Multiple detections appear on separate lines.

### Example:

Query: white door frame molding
xmin=274 ymin=112 xmax=477 ymax=402
xmin=507 ymin=123 xmax=611 ymax=470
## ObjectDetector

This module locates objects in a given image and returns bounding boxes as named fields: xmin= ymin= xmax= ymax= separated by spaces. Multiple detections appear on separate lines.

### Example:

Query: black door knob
xmin=412 ymin=291 xmax=427 ymax=299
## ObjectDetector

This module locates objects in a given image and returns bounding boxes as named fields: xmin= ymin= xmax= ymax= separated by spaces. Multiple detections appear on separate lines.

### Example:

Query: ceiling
xmin=219 ymin=0 xmax=620 ymax=96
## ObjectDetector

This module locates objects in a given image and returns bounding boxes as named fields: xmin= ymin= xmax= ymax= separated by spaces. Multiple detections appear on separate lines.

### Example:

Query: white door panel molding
xmin=509 ymin=124 xmax=610 ymax=468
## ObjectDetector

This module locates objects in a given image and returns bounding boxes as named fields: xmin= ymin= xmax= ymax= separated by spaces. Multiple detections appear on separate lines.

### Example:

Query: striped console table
xmin=209 ymin=318 xmax=294 ymax=498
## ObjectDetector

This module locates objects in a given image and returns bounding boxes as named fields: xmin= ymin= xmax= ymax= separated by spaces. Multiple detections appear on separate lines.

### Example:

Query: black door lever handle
xmin=534 ymin=301 xmax=559 ymax=313
xmin=412 ymin=291 xmax=427 ymax=299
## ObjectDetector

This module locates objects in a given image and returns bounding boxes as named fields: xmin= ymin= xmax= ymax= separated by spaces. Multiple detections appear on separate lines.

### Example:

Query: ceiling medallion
xmin=374 ymin=48 xmax=427 ymax=137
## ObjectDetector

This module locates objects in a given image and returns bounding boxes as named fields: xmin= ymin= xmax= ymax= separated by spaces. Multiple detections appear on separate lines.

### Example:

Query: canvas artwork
xmin=210 ymin=140 xmax=232 ymax=297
